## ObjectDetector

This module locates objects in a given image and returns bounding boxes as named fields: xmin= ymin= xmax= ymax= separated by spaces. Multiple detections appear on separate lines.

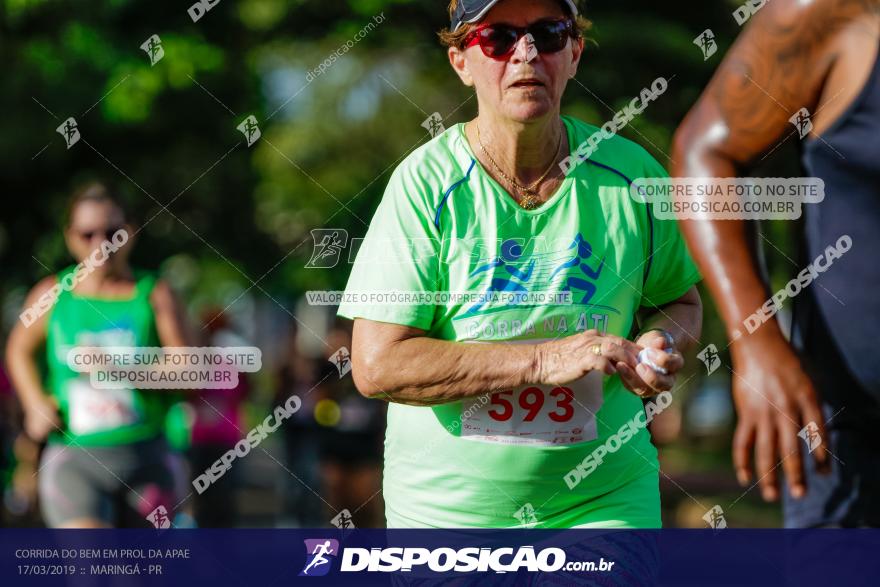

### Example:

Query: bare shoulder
xmin=148 ymin=279 xmax=181 ymax=312
xmin=675 ymin=0 xmax=877 ymax=166
xmin=26 ymin=275 xmax=60 ymax=304
xmin=9 ymin=275 xmax=60 ymax=340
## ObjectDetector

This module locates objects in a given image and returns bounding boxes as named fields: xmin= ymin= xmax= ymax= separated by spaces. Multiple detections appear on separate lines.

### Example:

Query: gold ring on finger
xmin=591 ymin=344 xmax=602 ymax=356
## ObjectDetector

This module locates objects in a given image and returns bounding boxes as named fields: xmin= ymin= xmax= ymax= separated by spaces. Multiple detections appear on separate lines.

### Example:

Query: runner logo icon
xmin=300 ymin=539 xmax=339 ymax=577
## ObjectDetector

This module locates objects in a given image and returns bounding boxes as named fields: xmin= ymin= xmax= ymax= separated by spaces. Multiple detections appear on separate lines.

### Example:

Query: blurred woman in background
xmin=5 ymin=181 xmax=192 ymax=528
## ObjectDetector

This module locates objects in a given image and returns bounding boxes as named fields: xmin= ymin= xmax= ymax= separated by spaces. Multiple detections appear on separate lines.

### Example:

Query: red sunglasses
xmin=462 ymin=18 xmax=577 ymax=60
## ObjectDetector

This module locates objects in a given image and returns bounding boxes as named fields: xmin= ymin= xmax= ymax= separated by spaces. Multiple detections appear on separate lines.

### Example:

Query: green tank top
xmin=45 ymin=266 xmax=170 ymax=446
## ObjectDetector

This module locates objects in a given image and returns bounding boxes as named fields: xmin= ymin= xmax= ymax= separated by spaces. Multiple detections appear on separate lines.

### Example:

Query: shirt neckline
xmin=455 ymin=115 xmax=578 ymax=217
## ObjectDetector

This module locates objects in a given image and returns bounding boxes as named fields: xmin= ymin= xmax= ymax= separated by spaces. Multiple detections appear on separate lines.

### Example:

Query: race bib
xmin=67 ymin=378 xmax=141 ymax=435
xmin=461 ymin=371 xmax=604 ymax=446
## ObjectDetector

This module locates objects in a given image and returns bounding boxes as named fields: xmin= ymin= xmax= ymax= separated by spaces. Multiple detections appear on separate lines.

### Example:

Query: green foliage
xmin=3 ymin=0 xmax=795 ymax=318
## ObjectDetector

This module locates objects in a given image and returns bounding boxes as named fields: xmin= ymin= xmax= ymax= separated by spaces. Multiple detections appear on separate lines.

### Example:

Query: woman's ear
xmin=119 ymin=222 xmax=137 ymax=251
xmin=569 ymin=37 xmax=584 ymax=78
xmin=121 ymin=222 xmax=136 ymax=242
xmin=108 ymin=222 xmax=136 ymax=263
xmin=448 ymin=46 xmax=474 ymax=87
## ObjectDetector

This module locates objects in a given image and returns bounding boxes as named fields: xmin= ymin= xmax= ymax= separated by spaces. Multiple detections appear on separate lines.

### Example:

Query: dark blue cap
xmin=451 ymin=0 xmax=578 ymax=32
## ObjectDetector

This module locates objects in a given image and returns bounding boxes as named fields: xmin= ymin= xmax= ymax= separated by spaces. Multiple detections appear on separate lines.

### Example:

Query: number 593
xmin=487 ymin=387 xmax=574 ymax=423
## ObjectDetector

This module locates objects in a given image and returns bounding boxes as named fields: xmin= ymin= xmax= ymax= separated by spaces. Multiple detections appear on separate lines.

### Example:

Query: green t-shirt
xmin=338 ymin=115 xmax=700 ymax=528
xmin=46 ymin=267 xmax=171 ymax=446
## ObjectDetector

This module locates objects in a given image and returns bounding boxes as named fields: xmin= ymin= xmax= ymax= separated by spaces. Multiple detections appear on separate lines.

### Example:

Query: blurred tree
xmin=1 ymin=0 xmax=798 ymax=327
xmin=0 ymin=0 xmax=740 ymax=298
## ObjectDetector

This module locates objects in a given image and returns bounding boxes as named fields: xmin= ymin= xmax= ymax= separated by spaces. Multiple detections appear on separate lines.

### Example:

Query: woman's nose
xmin=511 ymin=33 xmax=538 ymax=64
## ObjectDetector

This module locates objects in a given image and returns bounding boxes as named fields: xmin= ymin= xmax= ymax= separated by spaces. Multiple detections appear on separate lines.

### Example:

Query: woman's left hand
xmin=615 ymin=330 xmax=684 ymax=397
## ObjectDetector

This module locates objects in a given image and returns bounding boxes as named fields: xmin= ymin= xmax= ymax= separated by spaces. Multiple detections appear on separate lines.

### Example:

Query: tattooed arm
xmin=672 ymin=0 xmax=878 ymax=501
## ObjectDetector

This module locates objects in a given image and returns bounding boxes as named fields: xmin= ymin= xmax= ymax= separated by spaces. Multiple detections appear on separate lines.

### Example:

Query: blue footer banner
xmin=1 ymin=529 xmax=877 ymax=586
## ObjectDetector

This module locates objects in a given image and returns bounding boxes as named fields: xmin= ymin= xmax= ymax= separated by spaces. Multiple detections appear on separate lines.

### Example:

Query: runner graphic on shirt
xmin=465 ymin=233 xmax=604 ymax=315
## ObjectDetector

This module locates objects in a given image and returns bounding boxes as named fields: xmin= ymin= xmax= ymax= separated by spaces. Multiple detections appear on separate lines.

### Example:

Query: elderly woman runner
xmin=338 ymin=0 xmax=702 ymax=528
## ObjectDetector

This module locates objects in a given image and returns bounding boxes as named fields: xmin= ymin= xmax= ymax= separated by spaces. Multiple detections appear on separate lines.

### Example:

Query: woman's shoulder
xmin=24 ymin=274 xmax=61 ymax=306
xmin=385 ymin=123 xmax=476 ymax=208
xmin=563 ymin=115 xmax=667 ymax=180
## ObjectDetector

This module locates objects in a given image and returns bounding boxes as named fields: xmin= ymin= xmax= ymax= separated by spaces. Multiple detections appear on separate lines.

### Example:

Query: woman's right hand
xmin=536 ymin=329 xmax=641 ymax=384
xmin=23 ymin=395 xmax=61 ymax=442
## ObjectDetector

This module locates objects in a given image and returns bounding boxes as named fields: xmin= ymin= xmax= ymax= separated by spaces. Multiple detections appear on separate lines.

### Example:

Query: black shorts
xmin=786 ymin=291 xmax=880 ymax=527
xmin=38 ymin=436 xmax=178 ymax=527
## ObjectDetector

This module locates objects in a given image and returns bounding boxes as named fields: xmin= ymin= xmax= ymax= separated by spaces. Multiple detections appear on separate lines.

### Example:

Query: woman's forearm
xmin=5 ymin=341 xmax=51 ymax=411
xmin=353 ymin=336 xmax=541 ymax=406
xmin=6 ymin=279 xmax=56 ymax=412
xmin=351 ymin=321 xmax=642 ymax=406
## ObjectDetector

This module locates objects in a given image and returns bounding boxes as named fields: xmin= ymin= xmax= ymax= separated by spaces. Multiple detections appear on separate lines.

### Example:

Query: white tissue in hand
xmin=638 ymin=347 xmax=671 ymax=375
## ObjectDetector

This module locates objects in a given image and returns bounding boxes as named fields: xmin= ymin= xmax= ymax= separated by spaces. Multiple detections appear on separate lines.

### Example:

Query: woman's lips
xmin=510 ymin=79 xmax=545 ymax=88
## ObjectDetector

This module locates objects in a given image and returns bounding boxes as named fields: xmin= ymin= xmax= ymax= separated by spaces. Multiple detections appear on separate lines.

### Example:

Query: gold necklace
xmin=476 ymin=121 xmax=564 ymax=210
